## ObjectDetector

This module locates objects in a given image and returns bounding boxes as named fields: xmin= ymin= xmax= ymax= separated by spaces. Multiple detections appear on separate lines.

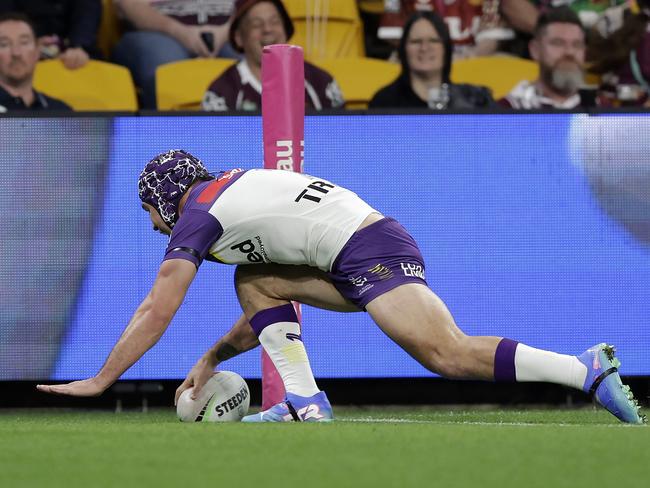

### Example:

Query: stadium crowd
xmin=0 ymin=0 xmax=649 ymax=112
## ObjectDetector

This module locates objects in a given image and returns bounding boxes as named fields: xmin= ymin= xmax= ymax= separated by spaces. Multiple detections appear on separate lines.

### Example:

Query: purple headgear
xmin=138 ymin=149 xmax=213 ymax=228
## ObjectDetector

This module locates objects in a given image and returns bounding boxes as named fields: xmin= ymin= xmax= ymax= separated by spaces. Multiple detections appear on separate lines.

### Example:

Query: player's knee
xmin=427 ymin=336 xmax=472 ymax=379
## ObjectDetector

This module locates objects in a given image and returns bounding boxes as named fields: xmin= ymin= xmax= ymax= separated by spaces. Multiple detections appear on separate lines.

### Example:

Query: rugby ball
xmin=176 ymin=371 xmax=249 ymax=422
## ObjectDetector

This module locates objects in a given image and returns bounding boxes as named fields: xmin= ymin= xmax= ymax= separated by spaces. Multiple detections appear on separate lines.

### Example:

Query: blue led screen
xmin=1 ymin=114 xmax=648 ymax=380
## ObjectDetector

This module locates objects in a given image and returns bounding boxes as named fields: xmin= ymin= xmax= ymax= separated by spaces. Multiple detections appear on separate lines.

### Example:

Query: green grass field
xmin=1 ymin=407 xmax=648 ymax=488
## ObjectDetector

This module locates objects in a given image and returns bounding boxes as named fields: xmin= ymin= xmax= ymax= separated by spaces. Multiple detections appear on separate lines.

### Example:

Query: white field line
xmin=337 ymin=417 xmax=638 ymax=428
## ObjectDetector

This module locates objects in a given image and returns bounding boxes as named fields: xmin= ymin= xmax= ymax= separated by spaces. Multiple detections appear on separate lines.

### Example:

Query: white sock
xmin=514 ymin=343 xmax=587 ymax=390
xmin=258 ymin=321 xmax=320 ymax=397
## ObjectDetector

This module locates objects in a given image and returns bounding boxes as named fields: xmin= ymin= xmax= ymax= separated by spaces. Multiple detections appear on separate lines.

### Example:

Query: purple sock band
xmin=249 ymin=303 xmax=298 ymax=337
xmin=494 ymin=338 xmax=519 ymax=382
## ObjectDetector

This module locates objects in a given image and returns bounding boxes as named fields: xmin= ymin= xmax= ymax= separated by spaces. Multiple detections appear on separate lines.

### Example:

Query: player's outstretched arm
xmin=174 ymin=313 xmax=260 ymax=405
xmin=37 ymin=259 xmax=197 ymax=397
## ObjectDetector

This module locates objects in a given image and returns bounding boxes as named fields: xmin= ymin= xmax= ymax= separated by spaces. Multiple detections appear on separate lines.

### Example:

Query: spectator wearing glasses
xmin=202 ymin=0 xmax=344 ymax=111
xmin=369 ymin=11 xmax=495 ymax=109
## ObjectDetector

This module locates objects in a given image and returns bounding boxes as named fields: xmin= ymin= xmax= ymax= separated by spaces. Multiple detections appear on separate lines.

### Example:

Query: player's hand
xmin=59 ymin=47 xmax=90 ymax=69
xmin=36 ymin=377 xmax=106 ymax=397
xmin=175 ymin=356 xmax=216 ymax=405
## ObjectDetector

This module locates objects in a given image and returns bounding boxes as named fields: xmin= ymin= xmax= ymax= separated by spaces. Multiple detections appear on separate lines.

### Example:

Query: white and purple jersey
xmin=163 ymin=169 xmax=376 ymax=271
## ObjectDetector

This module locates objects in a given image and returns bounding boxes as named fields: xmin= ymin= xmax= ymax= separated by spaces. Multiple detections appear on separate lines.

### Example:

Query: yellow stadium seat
xmin=313 ymin=57 xmax=400 ymax=109
xmin=284 ymin=0 xmax=365 ymax=61
xmin=33 ymin=59 xmax=138 ymax=111
xmin=98 ymin=0 xmax=123 ymax=59
xmin=450 ymin=56 xmax=539 ymax=100
xmin=358 ymin=0 xmax=385 ymax=14
xmin=156 ymin=58 xmax=236 ymax=110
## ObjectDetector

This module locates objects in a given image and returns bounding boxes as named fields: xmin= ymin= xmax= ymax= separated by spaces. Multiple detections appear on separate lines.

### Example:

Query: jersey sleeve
xmin=163 ymin=209 xmax=223 ymax=268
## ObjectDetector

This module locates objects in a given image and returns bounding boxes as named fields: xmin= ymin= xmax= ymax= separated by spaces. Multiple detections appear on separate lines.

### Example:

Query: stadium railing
xmin=284 ymin=0 xmax=365 ymax=61
xmin=98 ymin=0 xmax=122 ymax=60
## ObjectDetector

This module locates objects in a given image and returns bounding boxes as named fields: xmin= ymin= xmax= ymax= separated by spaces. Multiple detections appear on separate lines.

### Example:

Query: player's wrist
xmin=203 ymin=352 xmax=218 ymax=369
xmin=93 ymin=374 xmax=115 ymax=392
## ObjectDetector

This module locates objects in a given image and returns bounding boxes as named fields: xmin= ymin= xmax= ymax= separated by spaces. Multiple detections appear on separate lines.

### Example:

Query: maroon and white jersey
xmin=202 ymin=60 xmax=345 ymax=111
xmin=379 ymin=0 xmax=513 ymax=52
xmin=499 ymin=80 xmax=581 ymax=109
xmin=147 ymin=0 xmax=234 ymax=25
xmin=164 ymin=169 xmax=375 ymax=271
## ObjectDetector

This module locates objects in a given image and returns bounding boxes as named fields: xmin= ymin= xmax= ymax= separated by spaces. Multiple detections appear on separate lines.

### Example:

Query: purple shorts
xmin=328 ymin=217 xmax=427 ymax=309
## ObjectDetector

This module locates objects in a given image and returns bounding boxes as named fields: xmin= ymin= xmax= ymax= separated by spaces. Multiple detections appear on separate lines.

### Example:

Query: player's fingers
xmin=175 ymin=379 xmax=191 ymax=406
xmin=191 ymin=376 xmax=209 ymax=400
xmin=192 ymin=371 xmax=217 ymax=399
xmin=36 ymin=384 xmax=67 ymax=395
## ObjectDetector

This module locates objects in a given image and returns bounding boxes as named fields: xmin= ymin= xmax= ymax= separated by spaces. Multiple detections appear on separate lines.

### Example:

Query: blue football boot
xmin=578 ymin=344 xmax=646 ymax=425
xmin=242 ymin=391 xmax=334 ymax=422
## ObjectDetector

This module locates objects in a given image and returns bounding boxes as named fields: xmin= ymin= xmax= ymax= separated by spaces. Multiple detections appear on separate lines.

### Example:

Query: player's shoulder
xmin=182 ymin=169 xmax=246 ymax=209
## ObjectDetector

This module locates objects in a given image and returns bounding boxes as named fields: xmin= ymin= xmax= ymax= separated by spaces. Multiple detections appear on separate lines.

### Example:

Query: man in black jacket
xmin=0 ymin=12 xmax=71 ymax=111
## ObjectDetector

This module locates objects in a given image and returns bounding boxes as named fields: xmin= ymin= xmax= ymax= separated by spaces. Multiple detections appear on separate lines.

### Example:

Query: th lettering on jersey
xmin=295 ymin=180 xmax=335 ymax=203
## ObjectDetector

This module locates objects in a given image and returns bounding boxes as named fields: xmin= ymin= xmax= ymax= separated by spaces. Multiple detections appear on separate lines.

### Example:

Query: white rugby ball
xmin=177 ymin=371 xmax=250 ymax=422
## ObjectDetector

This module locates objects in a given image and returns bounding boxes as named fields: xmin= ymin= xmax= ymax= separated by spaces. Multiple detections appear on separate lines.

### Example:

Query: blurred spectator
xmin=113 ymin=0 xmax=238 ymax=109
xmin=202 ymin=0 xmax=344 ymax=111
xmin=0 ymin=0 xmax=101 ymax=69
xmin=499 ymin=7 xmax=596 ymax=109
xmin=369 ymin=11 xmax=495 ymax=109
xmin=378 ymin=0 xmax=516 ymax=58
xmin=0 ymin=13 xmax=72 ymax=111
xmin=499 ymin=0 xmax=629 ymax=58
xmin=588 ymin=0 xmax=650 ymax=106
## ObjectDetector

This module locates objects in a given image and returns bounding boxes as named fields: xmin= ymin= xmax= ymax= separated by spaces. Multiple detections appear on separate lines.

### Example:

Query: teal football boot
xmin=578 ymin=344 xmax=646 ymax=425
xmin=242 ymin=391 xmax=333 ymax=423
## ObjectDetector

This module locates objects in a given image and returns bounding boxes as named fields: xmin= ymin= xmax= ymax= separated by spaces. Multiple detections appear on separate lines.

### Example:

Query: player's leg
xmin=366 ymin=283 xmax=646 ymax=424
xmin=234 ymin=264 xmax=358 ymax=422
xmin=365 ymin=283 xmax=583 ymax=382
xmin=235 ymin=263 xmax=360 ymax=315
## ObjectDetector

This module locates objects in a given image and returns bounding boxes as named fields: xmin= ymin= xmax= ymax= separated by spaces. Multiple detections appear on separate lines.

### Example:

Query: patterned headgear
xmin=138 ymin=149 xmax=213 ymax=228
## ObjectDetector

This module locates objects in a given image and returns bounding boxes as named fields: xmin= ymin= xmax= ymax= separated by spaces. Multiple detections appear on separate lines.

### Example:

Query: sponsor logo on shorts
xmin=357 ymin=283 xmax=374 ymax=296
xmin=348 ymin=275 xmax=374 ymax=296
xmin=368 ymin=263 xmax=394 ymax=280
xmin=401 ymin=263 xmax=425 ymax=279
xmin=349 ymin=275 xmax=368 ymax=287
